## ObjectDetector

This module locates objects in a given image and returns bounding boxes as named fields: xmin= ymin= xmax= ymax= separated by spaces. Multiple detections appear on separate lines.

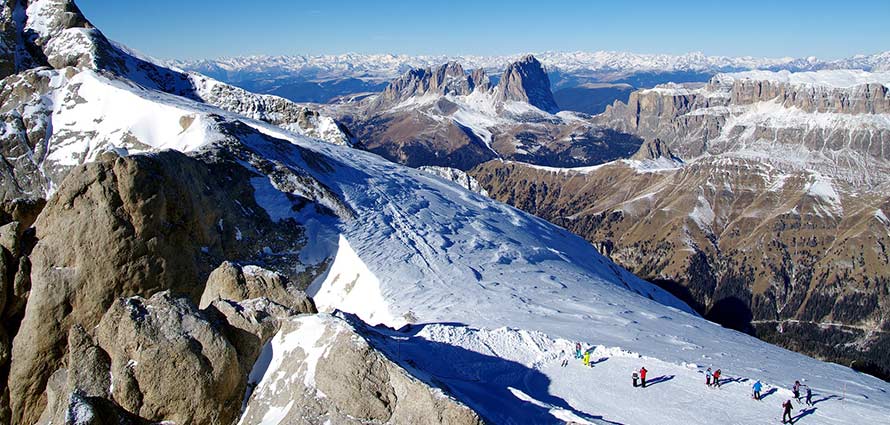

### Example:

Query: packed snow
xmin=713 ymin=69 xmax=890 ymax=88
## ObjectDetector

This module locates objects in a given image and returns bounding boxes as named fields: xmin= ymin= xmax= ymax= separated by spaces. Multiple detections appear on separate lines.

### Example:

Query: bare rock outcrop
xmin=495 ymin=55 xmax=559 ymax=114
xmin=240 ymin=314 xmax=484 ymax=425
xmin=35 ymin=292 xmax=304 ymax=425
xmin=6 ymin=149 xmax=314 ymax=424
xmin=378 ymin=61 xmax=477 ymax=105
xmin=95 ymin=292 xmax=243 ymax=424
xmin=200 ymin=261 xmax=316 ymax=313
xmin=630 ymin=138 xmax=680 ymax=162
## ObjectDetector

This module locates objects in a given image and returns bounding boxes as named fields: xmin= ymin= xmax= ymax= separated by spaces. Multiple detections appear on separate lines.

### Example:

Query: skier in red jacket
xmin=782 ymin=400 xmax=794 ymax=423
xmin=640 ymin=367 xmax=648 ymax=388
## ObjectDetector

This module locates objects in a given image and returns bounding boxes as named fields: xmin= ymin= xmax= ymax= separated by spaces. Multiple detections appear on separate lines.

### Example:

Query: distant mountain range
xmin=171 ymin=51 xmax=890 ymax=111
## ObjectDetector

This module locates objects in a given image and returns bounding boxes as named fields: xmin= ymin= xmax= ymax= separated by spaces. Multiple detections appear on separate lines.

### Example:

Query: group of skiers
xmin=766 ymin=379 xmax=817 ymax=424
xmin=568 ymin=342 xmax=822 ymax=423
xmin=573 ymin=342 xmax=598 ymax=368
xmin=705 ymin=367 xmax=722 ymax=388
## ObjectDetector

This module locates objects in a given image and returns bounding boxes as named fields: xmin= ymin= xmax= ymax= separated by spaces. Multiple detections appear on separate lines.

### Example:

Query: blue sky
xmin=77 ymin=0 xmax=889 ymax=60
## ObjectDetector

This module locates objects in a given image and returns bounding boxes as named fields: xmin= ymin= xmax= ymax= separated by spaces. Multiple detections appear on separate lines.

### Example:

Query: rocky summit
xmin=495 ymin=55 xmax=560 ymax=114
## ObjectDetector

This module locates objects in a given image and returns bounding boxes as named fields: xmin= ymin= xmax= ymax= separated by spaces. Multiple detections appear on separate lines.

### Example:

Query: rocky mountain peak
xmin=494 ymin=54 xmax=560 ymax=114
xmin=379 ymin=61 xmax=479 ymax=104
xmin=469 ymin=67 xmax=490 ymax=92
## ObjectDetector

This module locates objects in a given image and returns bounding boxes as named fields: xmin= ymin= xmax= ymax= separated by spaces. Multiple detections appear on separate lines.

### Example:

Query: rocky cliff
xmin=494 ymin=55 xmax=559 ymax=114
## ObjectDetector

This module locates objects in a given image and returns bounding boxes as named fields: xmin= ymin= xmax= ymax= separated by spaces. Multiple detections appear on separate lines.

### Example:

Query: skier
xmin=706 ymin=367 xmax=712 ymax=386
xmin=575 ymin=342 xmax=582 ymax=359
xmin=583 ymin=350 xmax=591 ymax=366
xmin=712 ymin=369 xmax=722 ymax=388
xmin=632 ymin=371 xmax=639 ymax=388
xmin=640 ymin=367 xmax=648 ymax=388
xmin=782 ymin=399 xmax=794 ymax=424
xmin=792 ymin=380 xmax=801 ymax=401
xmin=560 ymin=350 xmax=569 ymax=367
xmin=805 ymin=387 xmax=813 ymax=406
xmin=752 ymin=380 xmax=763 ymax=400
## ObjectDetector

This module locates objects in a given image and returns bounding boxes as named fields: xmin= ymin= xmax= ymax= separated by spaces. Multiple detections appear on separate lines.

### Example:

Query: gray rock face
xmin=630 ymin=138 xmax=679 ymax=162
xmin=597 ymin=74 xmax=890 ymax=184
xmin=34 ymin=291 xmax=304 ymax=425
xmin=0 ymin=197 xmax=42 ymax=425
xmin=379 ymin=61 xmax=477 ymax=105
xmin=469 ymin=67 xmax=490 ymax=92
xmin=239 ymin=314 xmax=484 ymax=425
xmin=96 ymin=292 xmax=244 ymax=424
xmin=200 ymin=261 xmax=317 ymax=313
xmin=495 ymin=55 xmax=559 ymax=114
xmin=6 ymin=149 xmax=322 ymax=424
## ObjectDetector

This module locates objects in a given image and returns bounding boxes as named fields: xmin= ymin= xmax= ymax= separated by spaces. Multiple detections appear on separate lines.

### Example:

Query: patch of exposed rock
xmin=239 ymin=313 xmax=484 ymax=425
xmin=200 ymin=261 xmax=317 ymax=313
xmin=6 ymin=149 xmax=325 ymax=424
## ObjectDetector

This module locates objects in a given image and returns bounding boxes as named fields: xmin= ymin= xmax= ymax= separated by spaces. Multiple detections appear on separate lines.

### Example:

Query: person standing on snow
xmin=632 ymin=371 xmax=639 ymax=388
xmin=560 ymin=350 xmax=569 ymax=367
xmin=752 ymin=380 xmax=763 ymax=400
xmin=712 ymin=369 xmax=722 ymax=388
xmin=805 ymin=387 xmax=813 ymax=406
xmin=706 ymin=367 xmax=712 ymax=386
xmin=792 ymin=380 xmax=801 ymax=401
xmin=782 ymin=400 xmax=794 ymax=423
xmin=582 ymin=350 xmax=591 ymax=367
xmin=640 ymin=367 xmax=648 ymax=388
xmin=575 ymin=342 xmax=582 ymax=359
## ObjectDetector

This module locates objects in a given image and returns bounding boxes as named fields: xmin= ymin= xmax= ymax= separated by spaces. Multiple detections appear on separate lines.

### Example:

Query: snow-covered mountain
xmin=2 ymin=1 xmax=889 ymax=424
xmin=170 ymin=50 xmax=890 ymax=108
xmin=323 ymin=56 xmax=643 ymax=170
xmin=598 ymin=69 xmax=890 ymax=186
xmin=171 ymin=50 xmax=890 ymax=85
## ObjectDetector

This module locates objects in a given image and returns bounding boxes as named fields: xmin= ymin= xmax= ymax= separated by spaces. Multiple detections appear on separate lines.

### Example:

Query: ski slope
xmin=244 ymin=114 xmax=890 ymax=423
xmin=29 ymin=64 xmax=890 ymax=424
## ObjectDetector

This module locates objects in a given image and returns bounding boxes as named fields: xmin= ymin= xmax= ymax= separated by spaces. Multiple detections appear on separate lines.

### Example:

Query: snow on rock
xmin=712 ymin=69 xmax=890 ymax=88
xmin=172 ymin=50 xmax=890 ymax=85
xmin=806 ymin=172 xmax=843 ymax=215
xmin=48 ymin=70 xmax=219 ymax=167
xmin=418 ymin=166 xmax=490 ymax=197
xmin=690 ymin=194 xmax=716 ymax=230
xmin=238 ymin=313 xmax=483 ymax=425
xmin=239 ymin=315 xmax=344 ymax=424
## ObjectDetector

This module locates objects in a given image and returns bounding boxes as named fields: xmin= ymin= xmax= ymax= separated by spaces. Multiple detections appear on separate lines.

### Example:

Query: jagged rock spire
xmin=495 ymin=54 xmax=559 ymax=114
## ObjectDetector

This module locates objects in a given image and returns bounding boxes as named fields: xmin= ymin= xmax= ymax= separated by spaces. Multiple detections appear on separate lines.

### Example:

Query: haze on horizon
xmin=77 ymin=0 xmax=889 ymax=61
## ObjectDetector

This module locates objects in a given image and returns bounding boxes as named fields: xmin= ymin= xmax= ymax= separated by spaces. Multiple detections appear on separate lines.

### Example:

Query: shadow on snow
xmin=340 ymin=313 xmax=623 ymax=425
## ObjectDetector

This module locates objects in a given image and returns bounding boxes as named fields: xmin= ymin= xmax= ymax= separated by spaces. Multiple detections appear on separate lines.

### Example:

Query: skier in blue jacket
xmin=752 ymin=380 xmax=763 ymax=400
